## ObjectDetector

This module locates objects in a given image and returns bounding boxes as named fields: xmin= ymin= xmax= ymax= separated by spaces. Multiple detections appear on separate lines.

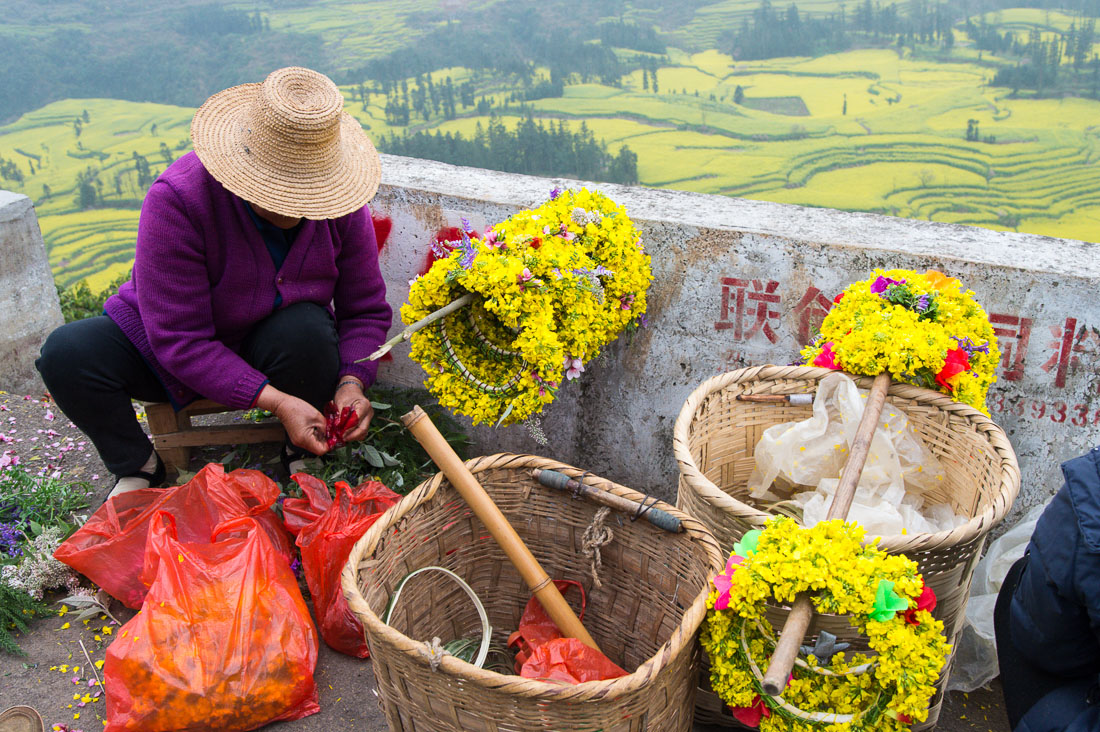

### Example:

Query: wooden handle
xmin=532 ymin=469 xmax=683 ymax=533
xmin=401 ymin=406 xmax=601 ymax=652
xmin=760 ymin=372 xmax=892 ymax=695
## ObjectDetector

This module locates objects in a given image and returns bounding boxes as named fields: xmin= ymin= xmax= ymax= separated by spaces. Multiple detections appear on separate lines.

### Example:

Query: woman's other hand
xmin=334 ymin=378 xmax=373 ymax=443
xmin=256 ymin=385 xmax=328 ymax=455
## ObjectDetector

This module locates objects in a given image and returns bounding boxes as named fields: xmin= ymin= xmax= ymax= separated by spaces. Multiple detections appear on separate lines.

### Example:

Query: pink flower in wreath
xmin=813 ymin=342 xmax=841 ymax=370
xmin=712 ymin=554 xmax=746 ymax=611
xmin=564 ymin=355 xmax=585 ymax=381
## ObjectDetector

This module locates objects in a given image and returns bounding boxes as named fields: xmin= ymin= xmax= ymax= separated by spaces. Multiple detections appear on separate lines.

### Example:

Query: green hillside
xmin=0 ymin=0 xmax=1097 ymax=289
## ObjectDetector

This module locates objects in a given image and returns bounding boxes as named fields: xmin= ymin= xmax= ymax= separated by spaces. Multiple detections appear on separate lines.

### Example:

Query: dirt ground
xmin=0 ymin=389 xmax=1010 ymax=731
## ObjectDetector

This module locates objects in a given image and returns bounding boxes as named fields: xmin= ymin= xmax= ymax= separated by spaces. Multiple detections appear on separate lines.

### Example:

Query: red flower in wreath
xmin=935 ymin=348 xmax=970 ymax=391
xmin=731 ymin=695 xmax=771 ymax=727
xmin=904 ymin=581 xmax=937 ymax=625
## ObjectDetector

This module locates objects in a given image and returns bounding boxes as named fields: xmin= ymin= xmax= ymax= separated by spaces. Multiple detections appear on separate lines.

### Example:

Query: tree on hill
xmin=74 ymin=167 xmax=99 ymax=210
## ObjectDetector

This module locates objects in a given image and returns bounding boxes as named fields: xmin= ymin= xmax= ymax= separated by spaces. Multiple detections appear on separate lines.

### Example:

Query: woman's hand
xmin=333 ymin=378 xmax=373 ymax=443
xmin=256 ymin=385 xmax=328 ymax=455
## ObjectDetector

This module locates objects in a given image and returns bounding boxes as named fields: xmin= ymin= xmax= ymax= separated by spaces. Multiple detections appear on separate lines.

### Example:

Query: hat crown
xmin=254 ymin=67 xmax=343 ymax=148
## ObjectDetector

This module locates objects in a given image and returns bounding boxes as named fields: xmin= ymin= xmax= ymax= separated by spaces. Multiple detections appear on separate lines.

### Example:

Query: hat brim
xmin=190 ymin=82 xmax=381 ymax=220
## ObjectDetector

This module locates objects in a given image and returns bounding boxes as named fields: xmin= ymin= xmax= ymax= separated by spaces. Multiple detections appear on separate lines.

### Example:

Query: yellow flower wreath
xmin=401 ymin=189 xmax=652 ymax=428
xmin=800 ymin=269 xmax=1000 ymax=414
xmin=701 ymin=518 xmax=950 ymax=731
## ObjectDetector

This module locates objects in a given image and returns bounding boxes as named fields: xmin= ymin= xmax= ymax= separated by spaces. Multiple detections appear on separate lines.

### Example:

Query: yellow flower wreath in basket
xmin=400 ymin=189 xmax=651 ymax=429
xmin=700 ymin=518 xmax=950 ymax=731
xmin=800 ymin=269 xmax=1000 ymax=414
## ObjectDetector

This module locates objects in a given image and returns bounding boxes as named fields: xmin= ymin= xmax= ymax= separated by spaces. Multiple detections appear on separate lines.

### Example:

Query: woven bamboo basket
xmin=341 ymin=453 xmax=724 ymax=732
xmin=673 ymin=366 xmax=1020 ymax=729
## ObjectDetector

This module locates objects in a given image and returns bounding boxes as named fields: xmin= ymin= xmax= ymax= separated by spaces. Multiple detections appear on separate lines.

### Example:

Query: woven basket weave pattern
xmin=672 ymin=366 xmax=1020 ymax=729
xmin=342 ymin=453 xmax=723 ymax=732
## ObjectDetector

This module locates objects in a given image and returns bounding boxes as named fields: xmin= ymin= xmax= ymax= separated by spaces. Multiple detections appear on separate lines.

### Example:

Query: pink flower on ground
xmin=0 ymin=451 xmax=18 ymax=469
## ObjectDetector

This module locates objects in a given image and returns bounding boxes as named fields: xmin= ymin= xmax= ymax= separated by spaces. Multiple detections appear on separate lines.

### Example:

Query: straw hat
xmin=191 ymin=66 xmax=381 ymax=220
xmin=0 ymin=706 xmax=44 ymax=732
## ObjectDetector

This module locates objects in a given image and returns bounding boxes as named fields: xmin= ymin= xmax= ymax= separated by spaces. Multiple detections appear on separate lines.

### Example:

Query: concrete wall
xmin=0 ymin=191 xmax=62 ymax=395
xmin=371 ymin=154 xmax=1100 ymax=526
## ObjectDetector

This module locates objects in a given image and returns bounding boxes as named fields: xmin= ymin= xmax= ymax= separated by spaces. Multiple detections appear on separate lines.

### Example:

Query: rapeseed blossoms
xmin=800 ymin=269 xmax=999 ymax=414
xmin=700 ymin=518 xmax=949 ymax=730
xmin=402 ymin=189 xmax=651 ymax=427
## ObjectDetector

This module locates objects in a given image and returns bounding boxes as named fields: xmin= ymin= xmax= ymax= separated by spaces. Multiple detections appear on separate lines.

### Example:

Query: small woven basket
xmin=673 ymin=366 xmax=1020 ymax=729
xmin=342 ymin=453 xmax=723 ymax=732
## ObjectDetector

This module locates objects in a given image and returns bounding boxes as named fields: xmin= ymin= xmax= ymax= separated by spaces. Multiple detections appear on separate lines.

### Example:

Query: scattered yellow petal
xmin=58 ymin=605 xmax=69 ymax=616
xmin=102 ymin=626 xmax=113 ymax=635
xmin=59 ymin=622 xmax=70 ymax=630
xmin=94 ymin=635 xmax=102 ymax=641
xmin=95 ymin=660 xmax=104 ymax=669
xmin=178 ymin=554 xmax=184 ymax=563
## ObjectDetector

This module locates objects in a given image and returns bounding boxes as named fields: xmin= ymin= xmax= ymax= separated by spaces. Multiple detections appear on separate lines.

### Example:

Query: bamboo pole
xmin=360 ymin=293 xmax=476 ymax=362
xmin=760 ymin=372 xmax=892 ymax=696
xmin=402 ymin=406 xmax=601 ymax=652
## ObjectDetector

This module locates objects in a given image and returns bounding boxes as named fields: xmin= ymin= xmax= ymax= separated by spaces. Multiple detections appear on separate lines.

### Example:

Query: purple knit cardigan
xmin=105 ymin=152 xmax=392 ymax=410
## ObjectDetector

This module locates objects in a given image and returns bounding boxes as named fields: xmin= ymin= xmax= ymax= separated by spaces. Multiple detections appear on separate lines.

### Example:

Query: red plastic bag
xmin=507 ymin=580 xmax=586 ymax=671
xmin=520 ymin=638 xmax=628 ymax=684
xmin=295 ymin=476 xmax=400 ymax=657
xmin=281 ymin=473 xmax=334 ymax=537
xmin=55 ymin=463 xmax=294 ymax=608
xmin=105 ymin=512 xmax=320 ymax=731
xmin=507 ymin=580 xmax=627 ymax=683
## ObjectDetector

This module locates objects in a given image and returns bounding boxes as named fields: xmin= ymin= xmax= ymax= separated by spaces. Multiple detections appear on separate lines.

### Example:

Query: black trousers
xmin=36 ymin=303 xmax=340 ymax=477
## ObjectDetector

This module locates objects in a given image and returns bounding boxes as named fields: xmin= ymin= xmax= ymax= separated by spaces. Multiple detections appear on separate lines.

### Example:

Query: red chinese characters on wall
xmin=1041 ymin=318 xmax=1100 ymax=389
xmin=714 ymin=278 xmax=782 ymax=344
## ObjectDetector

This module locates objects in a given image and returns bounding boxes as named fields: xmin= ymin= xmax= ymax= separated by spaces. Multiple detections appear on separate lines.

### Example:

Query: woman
xmin=995 ymin=445 xmax=1100 ymax=730
xmin=37 ymin=67 xmax=392 ymax=498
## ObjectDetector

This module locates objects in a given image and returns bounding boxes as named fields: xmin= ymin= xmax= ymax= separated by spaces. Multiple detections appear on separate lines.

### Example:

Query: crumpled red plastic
xmin=281 ymin=473 xmax=334 ymax=537
xmin=55 ymin=463 xmax=294 ymax=608
xmin=506 ymin=580 xmax=628 ymax=683
xmin=294 ymin=475 xmax=400 ymax=657
xmin=520 ymin=637 xmax=628 ymax=684
xmin=105 ymin=512 xmax=319 ymax=732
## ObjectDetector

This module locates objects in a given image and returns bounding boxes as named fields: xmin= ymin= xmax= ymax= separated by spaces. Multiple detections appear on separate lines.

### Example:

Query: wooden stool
xmin=144 ymin=399 xmax=286 ymax=471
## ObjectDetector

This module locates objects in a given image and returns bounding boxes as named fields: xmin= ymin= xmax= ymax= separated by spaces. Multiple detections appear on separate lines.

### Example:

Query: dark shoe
xmin=109 ymin=451 xmax=167 ymax=499
xmin=281 ymin=442 xmax=310 ymax=476
xmin=127 ymin=450 xmax=167 ymax=488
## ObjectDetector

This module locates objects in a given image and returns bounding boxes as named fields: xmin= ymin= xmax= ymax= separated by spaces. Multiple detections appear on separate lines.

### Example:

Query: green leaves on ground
xmin=0 ymin=467 xmax=93 ymax=553
xmin=0 ymin=582 xmax=55 ymax=655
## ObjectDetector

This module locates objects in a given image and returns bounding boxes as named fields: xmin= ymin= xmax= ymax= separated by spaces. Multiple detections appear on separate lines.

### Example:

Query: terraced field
xmin=0 ymin=6 xmax=1097 ymax=288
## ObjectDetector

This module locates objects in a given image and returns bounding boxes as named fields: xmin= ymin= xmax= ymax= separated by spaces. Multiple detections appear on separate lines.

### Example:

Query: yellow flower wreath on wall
xmin=800 ymin=269 xmax=1000 ymax=414
xmin=401 ymin=189 xmax=652 ymax=428
xmin=700 ymin=518 xmax=949 ymax=730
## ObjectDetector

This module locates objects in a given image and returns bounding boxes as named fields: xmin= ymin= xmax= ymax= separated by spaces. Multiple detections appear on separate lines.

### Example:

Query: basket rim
xmin=340 ymin=452 xmax=725 ymax=701
xmin=672 ymin=365 xmax=1022 ymax=553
